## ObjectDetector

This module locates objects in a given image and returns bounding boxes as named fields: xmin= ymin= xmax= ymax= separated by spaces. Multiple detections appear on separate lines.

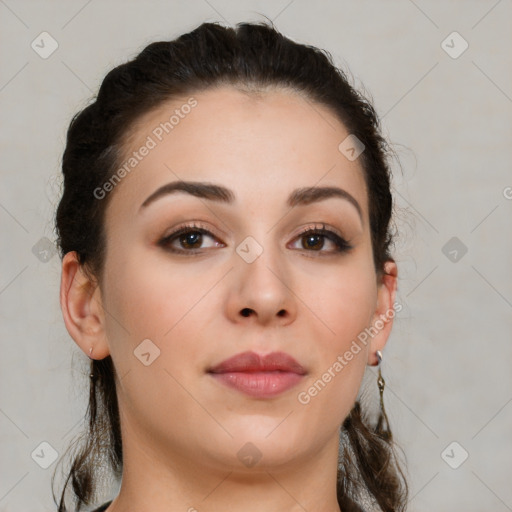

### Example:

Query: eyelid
xmin=294 ymin=222 xmax=345 ymax=240
xmin=158 ymin=221 xmax=353 ymax=255
xmin=160 ymin=220 xmax=222 ymax=241
xmin=290 ymin=223 xmax=353 ymax=254
xmin=158 ymin=221 xmax=225 ymax=253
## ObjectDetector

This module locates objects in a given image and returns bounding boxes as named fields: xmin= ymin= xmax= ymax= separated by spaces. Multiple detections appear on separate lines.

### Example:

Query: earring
xmin=375 ymin=350 xmax=392 ymax=441
xmin=88 ymin=347 xmax=97 ymax=381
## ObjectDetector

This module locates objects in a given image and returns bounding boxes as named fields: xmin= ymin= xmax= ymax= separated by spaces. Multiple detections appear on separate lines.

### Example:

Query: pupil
xmin=182 ymin=232 xmax=201 ymax=248
xmin=305 ymin=234 xmax=322 ymax=250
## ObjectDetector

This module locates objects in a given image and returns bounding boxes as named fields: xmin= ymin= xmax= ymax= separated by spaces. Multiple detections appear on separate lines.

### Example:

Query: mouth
xmin=207 ymin=351 xmax=307 ymax=398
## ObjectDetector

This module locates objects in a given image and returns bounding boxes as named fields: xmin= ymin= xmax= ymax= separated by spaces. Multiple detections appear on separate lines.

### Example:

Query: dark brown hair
xmin=53 ymin=20 xmax=408 ymax=512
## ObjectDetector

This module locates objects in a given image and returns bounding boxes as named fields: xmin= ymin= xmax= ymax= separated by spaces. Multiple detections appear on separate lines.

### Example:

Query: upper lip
xmin=208 ymin=351 xmax=307 ymax=375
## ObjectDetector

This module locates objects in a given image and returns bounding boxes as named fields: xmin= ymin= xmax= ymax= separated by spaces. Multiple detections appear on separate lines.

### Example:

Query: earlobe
xmin=367 ymin=260 xmax=398 ymax=366
xmin=60 ymin=251 xmax=110 ymax=360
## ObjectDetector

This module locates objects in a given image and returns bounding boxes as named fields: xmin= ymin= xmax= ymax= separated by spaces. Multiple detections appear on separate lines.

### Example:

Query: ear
xmin=367 ymin=259 xmax=398 ymax=366
xmin=59 ymin=251 xmax=110 ymax=360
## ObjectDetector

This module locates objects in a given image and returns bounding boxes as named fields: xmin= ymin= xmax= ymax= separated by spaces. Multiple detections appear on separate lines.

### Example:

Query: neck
xmin=106 ymin=419 xmax=343 ymax=512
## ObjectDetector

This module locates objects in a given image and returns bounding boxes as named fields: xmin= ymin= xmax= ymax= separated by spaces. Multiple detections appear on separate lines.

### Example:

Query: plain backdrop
xmin=1 ymin=1 xmax=511 ymax=511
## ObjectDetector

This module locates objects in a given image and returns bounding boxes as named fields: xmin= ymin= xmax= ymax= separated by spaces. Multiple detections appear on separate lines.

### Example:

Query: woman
xmin=53 ymin=20 xmax=408 ymax=512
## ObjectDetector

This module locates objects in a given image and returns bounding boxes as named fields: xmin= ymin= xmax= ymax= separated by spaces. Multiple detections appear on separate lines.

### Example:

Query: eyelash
xmin=158 ymin=222 xmax=353 ymax=257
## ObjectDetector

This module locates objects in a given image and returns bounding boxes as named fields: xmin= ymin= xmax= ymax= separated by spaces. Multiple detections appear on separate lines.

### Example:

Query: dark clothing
xmin=91 ymin=501 xmax=112 ymax=512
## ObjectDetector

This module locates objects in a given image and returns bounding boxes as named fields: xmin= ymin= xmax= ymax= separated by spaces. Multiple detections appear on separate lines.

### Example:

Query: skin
xmin=60 ymin=85 xmax=397 ymax=512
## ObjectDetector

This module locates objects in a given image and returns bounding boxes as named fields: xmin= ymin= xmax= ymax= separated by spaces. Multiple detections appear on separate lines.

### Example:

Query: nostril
xmin=241 ymin=308 xmax=253 ymax=317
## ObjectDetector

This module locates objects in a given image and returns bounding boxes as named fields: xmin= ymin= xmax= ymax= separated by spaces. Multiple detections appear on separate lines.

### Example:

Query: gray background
xmin=1 ymin=1 xmax=511 ymax=510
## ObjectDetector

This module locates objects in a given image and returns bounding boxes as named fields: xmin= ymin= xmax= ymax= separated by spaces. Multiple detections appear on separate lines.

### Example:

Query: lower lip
xmin=209 ymin=371 xmax=304 ymax=398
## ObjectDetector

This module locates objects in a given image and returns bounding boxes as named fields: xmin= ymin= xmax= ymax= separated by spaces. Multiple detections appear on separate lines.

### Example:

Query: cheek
xmin=311 ymin=262 xmax=376 ymax=344
xmin=101 ymin=247 xmax=221 ymax=377
xmin=103 ymin=248 xmax=196 ymax=334
xmin=99 ymin=251 xmax=210 ymax=421
xmin=297 ymin=263 xmax=376 ymax=413
xmin=103 ymin=242 xmax=377 ymax=368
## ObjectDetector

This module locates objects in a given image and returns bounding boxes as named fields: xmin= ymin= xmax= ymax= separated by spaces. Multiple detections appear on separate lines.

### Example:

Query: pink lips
xmin=208 ymin=351 xmax=306 ymax=398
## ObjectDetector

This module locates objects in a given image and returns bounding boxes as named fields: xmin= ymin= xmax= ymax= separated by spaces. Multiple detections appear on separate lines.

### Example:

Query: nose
xmin=225 ymin=244 xmax=297 ymax=327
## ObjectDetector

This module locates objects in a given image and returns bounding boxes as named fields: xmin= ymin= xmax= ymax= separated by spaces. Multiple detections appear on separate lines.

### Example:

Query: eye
xmin=158 ymin=223 xmax=224 ymax=255
xmin=289 ymin=224 xmax=353 ymax=255
xmin=158 ymin=222 xmax=353 ymax=257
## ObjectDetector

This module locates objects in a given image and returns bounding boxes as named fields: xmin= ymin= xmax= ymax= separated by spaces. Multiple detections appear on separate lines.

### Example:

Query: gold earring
xmin=376 ymin=350 xmax=392 ymax=440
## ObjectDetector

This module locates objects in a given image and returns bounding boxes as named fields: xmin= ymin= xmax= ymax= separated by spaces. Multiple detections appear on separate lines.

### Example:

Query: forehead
xmin=106 ymin=85 xmax=368 ymax=222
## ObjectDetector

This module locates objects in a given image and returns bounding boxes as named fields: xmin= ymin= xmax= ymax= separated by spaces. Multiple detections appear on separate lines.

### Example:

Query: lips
xmin=208 ymin=351 xmax=306 ymax=375
xmin=208 ymin=351 xmax=306 ymax=398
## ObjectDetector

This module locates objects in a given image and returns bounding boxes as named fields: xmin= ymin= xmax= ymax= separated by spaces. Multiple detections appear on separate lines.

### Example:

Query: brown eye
xmin=177 ymin=231 xmax=203 ymax=249
xmin=158 ymin=224 xmax=224 ymax=255
xmin=302 ymin=233 xmax=326 ymax=251
xmin=290 ymin=226 xmax=353 ymax=255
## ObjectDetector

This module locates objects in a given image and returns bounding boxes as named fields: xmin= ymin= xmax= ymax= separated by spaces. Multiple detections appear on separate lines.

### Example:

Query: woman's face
xmin=92 ymin=85 xmax=396 ymax=472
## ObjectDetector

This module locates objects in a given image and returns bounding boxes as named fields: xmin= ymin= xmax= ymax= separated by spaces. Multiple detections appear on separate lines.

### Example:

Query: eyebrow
xmin=139 ymin=180 xmax=363 ymax=222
